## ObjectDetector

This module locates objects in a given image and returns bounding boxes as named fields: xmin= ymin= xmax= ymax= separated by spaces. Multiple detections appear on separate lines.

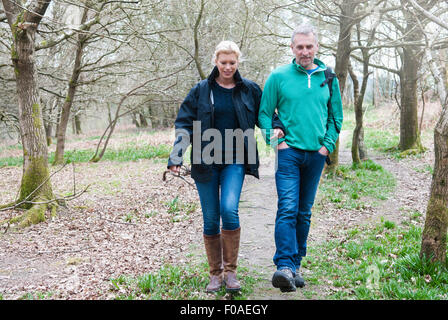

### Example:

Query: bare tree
xmin=350 ymin=5 xmax=384 ymax=164
xmin=0 ymin=0 xmax=57 ymax=226
xmin=407 ymin=0 xmax=448 ymax=264
xmin=53 ymin=5 xmax=90 ymax=165
xmin=373 ymin=0 xmax=438 ymax=152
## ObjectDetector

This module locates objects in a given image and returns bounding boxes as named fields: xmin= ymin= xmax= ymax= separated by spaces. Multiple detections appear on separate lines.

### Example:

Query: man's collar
xmin=292 ymin=58 xmax=326 ymax=73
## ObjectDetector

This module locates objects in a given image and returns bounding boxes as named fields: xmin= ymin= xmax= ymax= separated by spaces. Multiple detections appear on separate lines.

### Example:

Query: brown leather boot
xmin=221 ymin=227 xmax=241 ymax=293
xmin=203 ymin=233 xmax=223 ymax=293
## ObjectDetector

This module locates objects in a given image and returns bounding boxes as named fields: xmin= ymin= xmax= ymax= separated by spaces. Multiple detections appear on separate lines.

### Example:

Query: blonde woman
xmin=168 ymin=41 xmax=284 ymax=293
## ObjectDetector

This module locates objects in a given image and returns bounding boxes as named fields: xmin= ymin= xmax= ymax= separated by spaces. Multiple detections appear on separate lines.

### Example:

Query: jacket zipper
xmin=209 ymin=89 xmax=215 ymax=128
xmin=307 ymin=69 xmax=321 ymax=88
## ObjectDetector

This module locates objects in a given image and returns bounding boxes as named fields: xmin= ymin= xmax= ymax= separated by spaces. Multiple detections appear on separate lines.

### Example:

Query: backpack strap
xmin=320 ymin=67 xmax=339 ymax=166
xmin=321 ymin=67 xmax=340 ymax=134
xmin=321 ymin=67 xmax=335 ymax=91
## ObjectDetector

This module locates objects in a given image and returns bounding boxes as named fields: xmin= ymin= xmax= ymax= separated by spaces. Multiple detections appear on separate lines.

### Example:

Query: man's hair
xmin=212 ymin=40 xmax=242 ymax=64
xmin=291 ymin=24 xmax=318 ymax=44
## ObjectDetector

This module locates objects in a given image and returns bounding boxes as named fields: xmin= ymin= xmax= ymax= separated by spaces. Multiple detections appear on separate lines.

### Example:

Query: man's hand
xmin=318 ymin=146 xmax=329 ymax=156
xmin=277 ymin=141 xmax=289 ymax=150
xmin=270 ymin=128 xmax=285 ymax=141
xmin=168 ymin=165 xmax=181 ymax=175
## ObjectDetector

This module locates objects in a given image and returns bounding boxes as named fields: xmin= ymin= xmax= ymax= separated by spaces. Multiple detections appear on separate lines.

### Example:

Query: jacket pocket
xmin=197 ymin=102 xmax=211 ymax=117
xmin=242 ymin=102 xmax=256 ymax=129
xmin=196 ymin=102 xmax=212 ymax=129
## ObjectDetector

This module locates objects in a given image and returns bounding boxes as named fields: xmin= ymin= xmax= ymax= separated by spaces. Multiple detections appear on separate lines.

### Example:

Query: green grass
xmin=17 ymin=291 xmax=54 ymax=300
xmin=302 ymin=220 xmax=448 ymax=300
xmin=364 ymin=128 xmax=400 ymax=152
xmin=344 ymin=127 xmax=400 ymax=154
xmin=0 ymin=144 xmax=171 ymax=167
xmin=340 ymin=104 xmax=357 ymax=131
xmin=318 ymin=159 xmax=396 ymax=210
xmin=110 ymin=259 xmax=259 ymax=300
xmin=164 ymin=196 xmax=198 ymax=222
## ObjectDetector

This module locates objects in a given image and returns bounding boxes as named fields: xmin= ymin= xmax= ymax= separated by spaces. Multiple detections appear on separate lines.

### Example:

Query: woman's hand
xmin=168 ymin=165 xmax=181 ymax=175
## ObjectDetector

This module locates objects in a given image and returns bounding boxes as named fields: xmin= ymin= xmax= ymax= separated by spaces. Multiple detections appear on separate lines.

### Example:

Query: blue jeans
xmin=195 ymin=164 xmax=245 ymax=236
xmin=274 ymin=147 xmax=326 ymax=272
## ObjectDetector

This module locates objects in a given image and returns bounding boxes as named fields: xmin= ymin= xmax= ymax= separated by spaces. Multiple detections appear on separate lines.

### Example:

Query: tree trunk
xmin=420 ymin=28 xmax=448 ymax=264
xmin=420 ymin=106 xmax=448 ymax=264
xmin=398 ymin=0 xmax=437 ymax=152
xmin=1 ymin=0 xmax=57 ymax=227
xmin=149 ymin=104 xmax=162 ymax=128
xmin=334 ymin=1 xmax=357 ymax=99
xmin=193 ymin=0 xmax=206 ymax=80
xmin=327 ymin=0 xmax=359 ymax=173
xmin=139 ymin=112 xmax=148 ymax=128
xmin=349 ymin=63 xmax=361 ymax=164
xmin=131 ymin=112 xmax=140 ymax=128
xmin=53 ymin=8 xmax=88 ymax=165
xmin=399 ymin=49 xmax=423 ymax=151
xmin=358 ymin=126 xmax=367 ymax=160
xmin=44 ymin=98 xmax=57 ymax=146
xmin=74 ymin=113 xmax=82 ymax=134
xmin=351 ymin=49 xmax=371 ymax=164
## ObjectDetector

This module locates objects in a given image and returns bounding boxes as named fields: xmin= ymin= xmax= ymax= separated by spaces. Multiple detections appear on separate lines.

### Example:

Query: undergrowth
xmin=0 ymin=144 xmax=171 ymax=167
xmin=302 ymin=219 xmax=448 ymax=300
xmin=110 ymin=258 xmax=259 ymax=300
xmin=318 ymin=159 xmax=396 ymax=210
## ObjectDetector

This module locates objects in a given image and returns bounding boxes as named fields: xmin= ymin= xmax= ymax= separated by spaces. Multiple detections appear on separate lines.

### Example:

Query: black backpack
xmin=320 ymin=67 xmax=340 ymax=135
xmin=320 ymin=67 xmax=341 ymax=165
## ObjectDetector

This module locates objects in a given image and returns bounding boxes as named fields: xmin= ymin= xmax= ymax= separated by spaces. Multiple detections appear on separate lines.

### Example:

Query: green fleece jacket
xmin=258 ymin=58 xmax=343 ymax=153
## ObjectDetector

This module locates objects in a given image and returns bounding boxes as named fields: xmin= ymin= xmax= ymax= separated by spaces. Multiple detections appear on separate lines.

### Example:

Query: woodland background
xmin=0 ymin=0 xmax=448 ymax=300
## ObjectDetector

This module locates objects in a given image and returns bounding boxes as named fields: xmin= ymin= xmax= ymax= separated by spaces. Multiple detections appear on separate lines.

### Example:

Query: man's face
xmin=291 ymin=32 xmax=319 ymax=70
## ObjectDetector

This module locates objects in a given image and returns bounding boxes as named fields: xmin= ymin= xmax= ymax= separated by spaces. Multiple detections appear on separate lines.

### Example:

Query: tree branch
xmin=406 ymin=0 xmax=448 ymax=30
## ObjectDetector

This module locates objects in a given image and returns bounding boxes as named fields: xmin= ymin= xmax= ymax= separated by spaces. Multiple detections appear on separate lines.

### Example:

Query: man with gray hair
xmin=258 ymin=23 xmax=343 ymax=292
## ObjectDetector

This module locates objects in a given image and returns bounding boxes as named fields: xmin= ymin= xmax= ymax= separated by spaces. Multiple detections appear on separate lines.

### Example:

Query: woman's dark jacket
xmin=168 ymin=66 xmax=284 ymax=182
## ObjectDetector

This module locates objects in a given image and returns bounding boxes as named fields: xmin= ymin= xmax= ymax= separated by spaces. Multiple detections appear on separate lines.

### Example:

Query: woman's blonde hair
xmin=212 ymin=40 xmax=242 ymax=64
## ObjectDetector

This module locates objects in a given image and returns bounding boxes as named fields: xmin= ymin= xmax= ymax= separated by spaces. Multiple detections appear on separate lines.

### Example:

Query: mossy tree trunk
xmin=405 ymin=0 xmax=448 ymax=267
xmin=420 ymin=106 xmax=448 ymax=264
xmin=418 ymin=3 xmax=448 ymax=263
xmin=2 ymin=0 xmax=56 ymax=227
xmin=53 ymin=7 xmax=89 ymax=165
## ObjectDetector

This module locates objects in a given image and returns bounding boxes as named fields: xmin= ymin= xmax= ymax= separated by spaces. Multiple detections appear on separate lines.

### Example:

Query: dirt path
xmin=0 ymin=128 xmax=433 ymax=300
xmin=238 ymin=130 xmax=433 ymax=299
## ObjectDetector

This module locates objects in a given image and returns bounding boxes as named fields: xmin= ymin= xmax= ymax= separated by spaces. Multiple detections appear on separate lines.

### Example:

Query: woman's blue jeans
xmin=195 ymin=164 xmax=245 ymax=236
xmin=274 ymin=147 xmax=326 ymax=272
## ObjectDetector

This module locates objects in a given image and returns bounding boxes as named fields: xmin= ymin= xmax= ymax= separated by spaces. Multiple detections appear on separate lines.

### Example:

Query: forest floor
xmin=0 ymin=105 xmax=436 ymax=300
xmin=238 ymin=129 xmax=433 ymax=299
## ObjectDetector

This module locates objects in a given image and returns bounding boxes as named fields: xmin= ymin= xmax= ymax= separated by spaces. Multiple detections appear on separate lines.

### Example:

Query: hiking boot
xmin=272 ymin=268 xmax=296 ymax=292
xmin=222 ymin=227 xmax=241 ymax=293
xmin=294 ymin=271 xmax=305 ymax=288
xmin=203 ymin=233 xmax=223 ymax=293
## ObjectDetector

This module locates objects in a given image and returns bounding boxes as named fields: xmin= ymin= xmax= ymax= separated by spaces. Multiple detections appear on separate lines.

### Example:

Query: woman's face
xmin=215 ymin=52 xmax=239 ymax=81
